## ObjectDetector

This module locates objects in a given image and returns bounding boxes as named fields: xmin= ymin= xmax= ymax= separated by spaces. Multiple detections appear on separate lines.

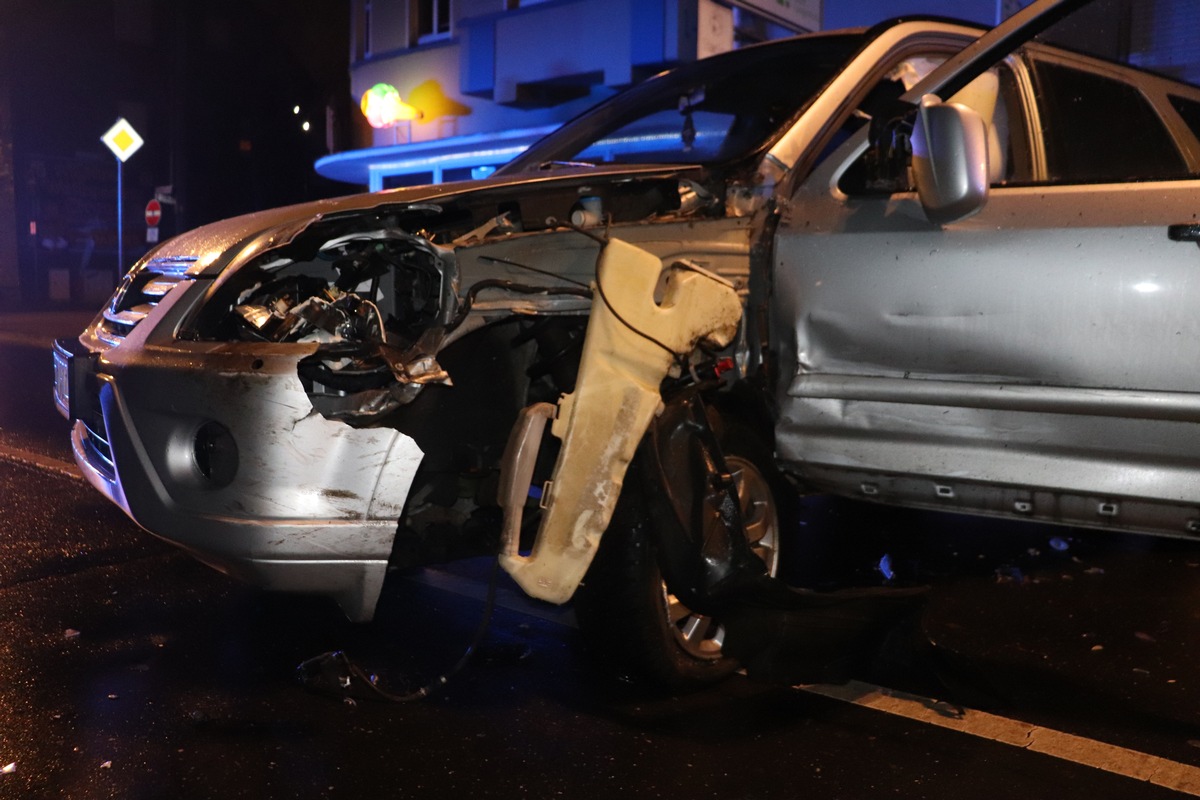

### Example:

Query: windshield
xmin=501 ymin=32 xmax=866 ymax=173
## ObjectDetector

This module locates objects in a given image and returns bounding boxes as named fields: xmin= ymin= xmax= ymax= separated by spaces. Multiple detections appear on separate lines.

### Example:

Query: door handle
xmin=1168 ymin=223 xmax=1200 ymax=245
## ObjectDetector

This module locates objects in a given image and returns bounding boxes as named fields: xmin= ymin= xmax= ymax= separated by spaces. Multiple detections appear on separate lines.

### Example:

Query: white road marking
xmin=799 ymin=679 xmax=1200 ymax=796
xmin=0 ymin=442 xmax=82 ymax=481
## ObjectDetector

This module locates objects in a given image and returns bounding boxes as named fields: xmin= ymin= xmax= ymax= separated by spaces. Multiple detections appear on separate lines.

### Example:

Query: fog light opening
xmin=193 ymin=421 xmax=238 ymax=488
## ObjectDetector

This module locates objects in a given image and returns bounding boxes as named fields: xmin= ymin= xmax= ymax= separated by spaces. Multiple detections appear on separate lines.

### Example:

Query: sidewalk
xmin=0 ymin=309 xmax=97 ymax=349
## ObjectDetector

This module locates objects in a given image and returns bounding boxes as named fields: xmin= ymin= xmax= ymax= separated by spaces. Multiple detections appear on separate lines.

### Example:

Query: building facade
xmin=318 ymin=0 xmax=822 ymax=190
xmin=318 ymin=0 xmax=1200 ymax=192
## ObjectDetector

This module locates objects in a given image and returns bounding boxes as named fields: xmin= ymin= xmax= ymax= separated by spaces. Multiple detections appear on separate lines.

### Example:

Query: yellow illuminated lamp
xmin=360 ymin=83 xmax=421 ymax=129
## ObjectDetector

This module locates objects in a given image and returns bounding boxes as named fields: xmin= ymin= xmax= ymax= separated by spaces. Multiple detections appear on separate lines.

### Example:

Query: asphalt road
xmin=4 ymin=318 xmax=1200 ymax=798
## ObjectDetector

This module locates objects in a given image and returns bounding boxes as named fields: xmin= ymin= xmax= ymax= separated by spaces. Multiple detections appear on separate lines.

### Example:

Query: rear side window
xmin=1031 ymin=60 xmax=1188 ymax=183
xmin=1169 ymin=93 xmax=1200 ymax=142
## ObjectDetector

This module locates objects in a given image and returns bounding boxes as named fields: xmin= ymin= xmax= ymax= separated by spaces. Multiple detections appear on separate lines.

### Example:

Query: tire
xmin=575 ymin=422 xmax=785 ymax=692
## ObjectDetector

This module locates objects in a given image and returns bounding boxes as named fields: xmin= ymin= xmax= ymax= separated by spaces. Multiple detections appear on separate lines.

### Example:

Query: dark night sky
xmin=2 ymin=0 xmax=358 ymax=238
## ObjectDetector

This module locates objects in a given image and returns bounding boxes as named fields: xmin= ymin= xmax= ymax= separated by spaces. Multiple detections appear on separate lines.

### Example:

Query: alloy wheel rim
xmin=664 ymin=455 xmax=780 ymax=660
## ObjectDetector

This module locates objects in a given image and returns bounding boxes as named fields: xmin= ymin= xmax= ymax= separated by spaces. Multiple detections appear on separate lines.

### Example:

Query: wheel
xmin=662 ymin=452 xmax=781 ymax=660
xmin=575 ymin=419 xmax=788 ymax=692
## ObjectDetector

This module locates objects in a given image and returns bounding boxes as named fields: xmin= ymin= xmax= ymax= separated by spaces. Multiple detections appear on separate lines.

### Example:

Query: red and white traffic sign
xmin=145 ymin=199 xmax=162 ymax=227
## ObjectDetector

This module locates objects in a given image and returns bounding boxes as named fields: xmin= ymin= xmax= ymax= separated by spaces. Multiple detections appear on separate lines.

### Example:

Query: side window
xmin=412 ymin=0 xmax=451 ymax=45
xmin=1031 ymin=60 xmax=1189 ymax=183
xmin=837 ymin=61 xmax=1030 ymax=195
xmin=1169 ymin=94 xmax=1200 ymax=142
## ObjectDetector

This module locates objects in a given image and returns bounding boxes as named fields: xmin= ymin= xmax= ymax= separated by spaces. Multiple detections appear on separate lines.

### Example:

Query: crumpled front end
xmin=57 ymin=201 xmax=480 ymax=621
xmin=65 ymin=340 xmax=423 ymax=622
xmin=57 ymin=241 xmax=432 ymax=620
xmin=56 ymin=169 xmax=744 ymax=620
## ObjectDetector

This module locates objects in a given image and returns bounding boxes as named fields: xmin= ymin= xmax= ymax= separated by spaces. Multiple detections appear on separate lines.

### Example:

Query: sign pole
xmin=116 ymin=158 xmax=123 ymax=284
xmin=100 ymin=117 xmax=144 ymax=286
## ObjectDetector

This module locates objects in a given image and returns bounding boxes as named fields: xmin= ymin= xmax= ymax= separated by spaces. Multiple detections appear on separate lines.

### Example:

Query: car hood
xmin=145 ymin=163 xmax=699 ymax=278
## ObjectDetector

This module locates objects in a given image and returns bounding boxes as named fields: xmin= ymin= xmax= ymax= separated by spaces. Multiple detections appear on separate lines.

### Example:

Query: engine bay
xmin=184 ymin=171 xmax=733 ymax=424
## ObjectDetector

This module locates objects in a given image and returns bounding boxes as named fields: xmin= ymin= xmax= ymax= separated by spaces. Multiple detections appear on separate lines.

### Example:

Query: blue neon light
xmin=315 ymin=126 xmax=713 ymax=188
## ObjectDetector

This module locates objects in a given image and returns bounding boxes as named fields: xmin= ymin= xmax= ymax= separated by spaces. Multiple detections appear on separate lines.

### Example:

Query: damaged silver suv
xmin=54 ymin=0 xmax=1200 ymax=688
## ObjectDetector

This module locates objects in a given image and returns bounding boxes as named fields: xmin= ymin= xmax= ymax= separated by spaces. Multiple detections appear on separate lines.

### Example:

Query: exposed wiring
xmin=477 ymin=255 xmax=591 ymax=288
xmin=363 ymin=298 xmax=387 ymax=337
xmin=446 ymin=280 xmax=593 ymax=335
xmin=592 ymin=250 xmax=688 ymax=366
xmin=549 ymin=217 xmax=691 ymax=367
xmin=548 ymin=216 xmax=608 ymax=246
xmin=457 ymin=218 xmax=716 ymax=368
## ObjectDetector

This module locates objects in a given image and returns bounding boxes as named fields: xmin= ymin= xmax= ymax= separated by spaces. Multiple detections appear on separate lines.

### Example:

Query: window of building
xmin=363 ymin=0 xmax=373 ymax=56
xmin=383 ymin=171 xmax=435 ymax=189
xmin=413 ymin=0 xmax=451 ymax=44
xmin=731 ymin=7 xmax=796 ymax=48
xmin=353 ymin=0 xmax=374 ymax=59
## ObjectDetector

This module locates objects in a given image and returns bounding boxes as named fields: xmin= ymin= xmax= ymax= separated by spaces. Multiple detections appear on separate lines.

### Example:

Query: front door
xmin=773 ymin=24 xmax=1200 ymax=534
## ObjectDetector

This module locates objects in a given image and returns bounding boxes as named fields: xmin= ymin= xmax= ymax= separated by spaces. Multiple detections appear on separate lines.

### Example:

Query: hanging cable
xmin=477 ymin=255 xmax=590 ymax=288
xmin=549 ymin=217 xmax=689 ymax=367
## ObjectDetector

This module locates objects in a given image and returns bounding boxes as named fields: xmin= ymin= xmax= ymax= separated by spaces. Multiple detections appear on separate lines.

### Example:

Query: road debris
xmin=877 ymin=554 xmax=895 ymax=581
xmin=2 ymin=763 xmax=14 ymax=774
xmin=63 ymin=629 xmax=80 ymax=640
xmin=994 ymin=565 xmax=1024 ymax=584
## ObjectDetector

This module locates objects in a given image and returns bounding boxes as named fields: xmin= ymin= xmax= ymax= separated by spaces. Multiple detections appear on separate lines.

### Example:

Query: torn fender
xmin=499 ymin=238 xmax=743 ymax=603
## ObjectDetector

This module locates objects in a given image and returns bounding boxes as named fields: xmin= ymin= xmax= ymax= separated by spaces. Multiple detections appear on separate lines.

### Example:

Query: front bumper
xmin=53 ymin=336 xmax=424 ymax=621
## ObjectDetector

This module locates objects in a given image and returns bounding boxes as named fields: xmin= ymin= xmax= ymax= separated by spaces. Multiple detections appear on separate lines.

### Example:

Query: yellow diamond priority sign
xmin=101 ymin=118 xmax=144 ymax=163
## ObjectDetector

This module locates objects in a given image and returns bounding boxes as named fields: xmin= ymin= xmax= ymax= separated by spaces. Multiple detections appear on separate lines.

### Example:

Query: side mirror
xmin=910 ymin=94 xmax=989 ymax=225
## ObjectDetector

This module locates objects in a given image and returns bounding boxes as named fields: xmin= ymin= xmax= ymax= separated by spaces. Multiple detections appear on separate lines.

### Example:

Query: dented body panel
xmin=67 ymin=294 xmax=423 ymax=620
xmin=772 ymin=35 xmax=1200 ymax=537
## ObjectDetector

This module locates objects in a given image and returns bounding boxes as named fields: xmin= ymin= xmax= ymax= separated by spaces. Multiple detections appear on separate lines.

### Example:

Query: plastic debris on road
xmin=877 ymin=554 xmax=895 ymax=581
xmin=1049 ymin=537 xmax=1069 ymax=552
xmin=1135 ymin=631 xmax=1157 ymax=642
xmin=2 ymin=763 xmax=15 ymax=774
xmin=100 ymin=761 xmax=112 ymax=770
xmin=63 ymin=629 xmax=80 ymax=640
xmin=994 ymin=565 xmax=1024 ymax=584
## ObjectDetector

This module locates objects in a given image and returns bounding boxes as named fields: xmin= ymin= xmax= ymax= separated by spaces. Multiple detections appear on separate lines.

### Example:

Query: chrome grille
xmin=97 ymin=256 xmax=197 ymax=346
xmin=81 ymin=417 xmax=116 ymax=483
